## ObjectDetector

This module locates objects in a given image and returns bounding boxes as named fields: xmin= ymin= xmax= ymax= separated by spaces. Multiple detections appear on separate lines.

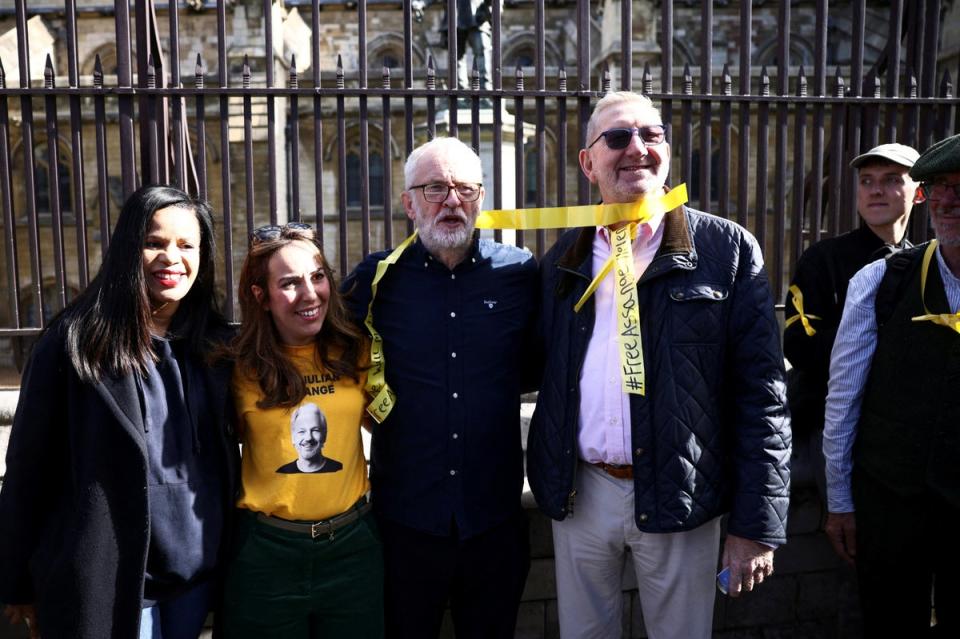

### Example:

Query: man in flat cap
xmin=784 ymin=143 xmax=920 ymax=461
xmin=823 ymin=133 xmax=960 ymax=636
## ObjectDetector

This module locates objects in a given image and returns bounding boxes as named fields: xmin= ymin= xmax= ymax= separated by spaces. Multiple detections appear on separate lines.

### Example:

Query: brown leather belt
xmin=589 ymin=461 xmax=634 ymax=480
xmin=256 ymin=495 xmax=371 ymax=540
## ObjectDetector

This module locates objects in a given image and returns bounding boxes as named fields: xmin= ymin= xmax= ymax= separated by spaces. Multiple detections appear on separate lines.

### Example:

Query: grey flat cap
xmin=849 ymin=143 xmax=920 ymax=170
xmin=910 ymin=133 xmax=960 ymax=181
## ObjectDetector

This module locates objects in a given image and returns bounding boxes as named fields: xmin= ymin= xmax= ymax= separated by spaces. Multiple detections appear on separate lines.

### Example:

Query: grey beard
xmin=418 ymin=221 xmax=474 ymax=253
xmin=933 ymin=219 xmax=960 ymax=247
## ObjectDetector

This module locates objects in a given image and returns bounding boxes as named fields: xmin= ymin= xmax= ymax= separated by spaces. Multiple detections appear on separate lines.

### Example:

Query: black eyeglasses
xmin=920 ymin=180 xmax=960 ymax=201
xmin=250 ymin=222 xmax=314 ymax=244
xmin=588 ymin=125 xmax=666 ymax=150
xmin=409 ymin=182 xmax=483 ymax=203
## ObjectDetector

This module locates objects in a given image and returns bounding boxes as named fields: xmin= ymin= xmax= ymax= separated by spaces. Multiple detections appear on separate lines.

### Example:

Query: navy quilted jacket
xmin=527 ymin=206 xmax=791 ymax=545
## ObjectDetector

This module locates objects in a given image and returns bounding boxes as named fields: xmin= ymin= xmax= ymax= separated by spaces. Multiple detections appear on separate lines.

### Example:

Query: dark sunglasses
xmin=588 ymin=125 xmax=666 ymax=150
xmin=250 ymin=222 xmax=314 ymax=244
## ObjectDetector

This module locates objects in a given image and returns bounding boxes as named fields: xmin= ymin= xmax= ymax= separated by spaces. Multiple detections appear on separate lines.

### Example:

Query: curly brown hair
xmin=228 ymin=225 xmax=364 ymax=409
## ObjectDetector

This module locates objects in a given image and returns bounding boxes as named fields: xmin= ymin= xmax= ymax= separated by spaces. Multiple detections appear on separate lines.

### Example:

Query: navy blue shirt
xmin=343 ymin=237 xmax=539 ymax=538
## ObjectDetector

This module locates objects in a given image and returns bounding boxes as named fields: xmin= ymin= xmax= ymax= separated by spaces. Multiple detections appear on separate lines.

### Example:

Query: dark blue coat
xmin=527 ymin=206 xmax=791 ymax=546
xmin=0 ymin=325 xmax=239 ymax=638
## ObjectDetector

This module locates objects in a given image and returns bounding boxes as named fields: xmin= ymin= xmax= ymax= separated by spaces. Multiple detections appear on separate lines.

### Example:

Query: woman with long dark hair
xmin=0 ymin=185 xmax=239 ymax=639
xmin=222 ymin=223 xmax=382 ymax=638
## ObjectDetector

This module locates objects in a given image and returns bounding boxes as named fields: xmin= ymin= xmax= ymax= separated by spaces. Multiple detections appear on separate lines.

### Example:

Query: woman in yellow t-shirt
xmin=221 ymin=223 xmax=382 ymax=638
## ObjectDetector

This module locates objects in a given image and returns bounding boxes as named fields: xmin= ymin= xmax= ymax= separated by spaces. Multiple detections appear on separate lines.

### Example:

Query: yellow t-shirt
xmin=233 ymin=344 xmax=369 ymax=521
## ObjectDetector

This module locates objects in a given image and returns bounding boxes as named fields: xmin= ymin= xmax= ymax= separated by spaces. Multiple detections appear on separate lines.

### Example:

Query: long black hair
xmin=55 ymin=185 xmax=223 ymax=382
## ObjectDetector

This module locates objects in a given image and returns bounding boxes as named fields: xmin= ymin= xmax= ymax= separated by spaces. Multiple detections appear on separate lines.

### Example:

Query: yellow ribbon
xmin=612 ymin=224 xmax=645 ymax=395
xmin=911 ymin=240 xmax=960 ymax=333
xmin=784 ymin=285 xmax=820 ymax=337
xmin=573 ymin=185 xmax=689 ymax=313
xmin=476 ymin=184 xmax=689 ymax=232
xmin=362 ymin=231 xmax=419 ymax=423
xmin=363 ymin=184 xmax=690 ymax=415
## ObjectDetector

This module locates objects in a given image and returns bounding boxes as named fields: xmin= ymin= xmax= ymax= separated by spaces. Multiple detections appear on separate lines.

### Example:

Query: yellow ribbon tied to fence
xmin=362 ymin=185 xmax=689 ymax=418
xmin=911 ymin=240 xmax=960 ymax=333
xmin=784 ymin=285 xmax=820 ymax=337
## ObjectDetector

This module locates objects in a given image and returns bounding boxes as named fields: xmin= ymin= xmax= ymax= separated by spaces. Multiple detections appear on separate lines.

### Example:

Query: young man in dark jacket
xmin=784 ymin=143 xmax=919 ymax=446
xmin=527 ymin=91 xmax=791 ymax=639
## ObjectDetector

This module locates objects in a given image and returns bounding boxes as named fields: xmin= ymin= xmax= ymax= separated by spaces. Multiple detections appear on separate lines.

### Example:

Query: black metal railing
xmin=0 ymin=0 xmax=957 ymax=345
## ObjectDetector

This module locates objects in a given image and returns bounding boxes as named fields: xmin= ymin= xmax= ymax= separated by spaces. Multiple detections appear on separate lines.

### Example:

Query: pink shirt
xmin=577 ymin=214 xmax=665 ymax=465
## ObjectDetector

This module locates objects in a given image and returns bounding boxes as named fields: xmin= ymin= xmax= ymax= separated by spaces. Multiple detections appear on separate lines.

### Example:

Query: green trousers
xmin=221 ymin=508 xmax=384 ymax=638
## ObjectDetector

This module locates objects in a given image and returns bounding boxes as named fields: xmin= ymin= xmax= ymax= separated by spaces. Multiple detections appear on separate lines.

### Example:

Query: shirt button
xmin=609 ymin=418 xmax=616 ymax=425
xmin=638 ymin=513 xmax=648 ymax=522
xmin=452 ymin=433 xmax=459 ymax=439
xmin=635 ymin=448 xmax=644 ymax=457
xmin=450 ymin=469 xmax=457 ymax=476
xmin=451 ymin=352 xmax=457 ymax=358
xmin=424 ymin=261 xmax=429 ymax=268
xmin=451 ymin=274 xmax=456 ymax=280
xmin=452 ymin=392 xmax=459 ymax=399
xmin=450 ymin=312 xmax=456 ymax=318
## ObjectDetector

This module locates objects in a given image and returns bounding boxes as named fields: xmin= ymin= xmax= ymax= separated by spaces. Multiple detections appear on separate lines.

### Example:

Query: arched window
xmin=346 ymin=151 xmax=385 ymax=208
xmin=82 ymin=44 xmax=119 ymax=77
xmin=507 ymin=46 xmax=535 ymax=70
xmin=525 ymin=148 xmax=538 ymax=207
xmin=33 ymin=144 xmax=73 ymax=214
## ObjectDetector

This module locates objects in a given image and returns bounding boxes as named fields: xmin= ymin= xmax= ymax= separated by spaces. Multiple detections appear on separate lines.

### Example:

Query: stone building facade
xmin=0 ymin=0 xmax=957 ymax=373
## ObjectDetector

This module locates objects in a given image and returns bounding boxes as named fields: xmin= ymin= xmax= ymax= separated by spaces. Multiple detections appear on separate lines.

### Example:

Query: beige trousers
xmin=551 ymin=462 xmax=722 ymax=639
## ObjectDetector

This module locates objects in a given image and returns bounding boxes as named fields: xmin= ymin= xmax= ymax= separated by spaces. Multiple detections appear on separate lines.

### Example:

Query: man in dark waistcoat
xmin=823 ymin=133 xmax=960 ymax=637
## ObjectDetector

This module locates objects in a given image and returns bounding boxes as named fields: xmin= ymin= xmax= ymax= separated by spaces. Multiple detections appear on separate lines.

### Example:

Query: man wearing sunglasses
xmin=528 ymin=91 xmax=790 ymax=639
xmin=823 ymin=133 xmax=960 ymax=636
xmin=342 ymin=136 xmax=538 ymax=639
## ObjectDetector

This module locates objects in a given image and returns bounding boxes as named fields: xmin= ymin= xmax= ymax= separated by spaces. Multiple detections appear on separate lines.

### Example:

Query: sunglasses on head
xmin=588 ymin=125 xmax=666 ymax=150
xmin=250 ymin=222 xmax=314 ymax=244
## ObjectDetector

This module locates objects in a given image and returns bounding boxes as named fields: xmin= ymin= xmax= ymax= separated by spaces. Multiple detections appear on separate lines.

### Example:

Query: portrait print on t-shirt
xmin=276 ymin=402 xmax=343 ymax=474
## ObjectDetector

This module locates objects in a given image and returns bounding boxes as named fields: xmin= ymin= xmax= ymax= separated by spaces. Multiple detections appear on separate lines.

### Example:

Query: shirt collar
xmin=409 ymin=234 xmax=484 ymax=270
xmin=596 ymin=209 xmax=666 ymax=247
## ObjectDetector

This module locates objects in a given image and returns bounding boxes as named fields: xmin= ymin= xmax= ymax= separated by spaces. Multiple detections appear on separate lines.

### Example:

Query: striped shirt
xmin=823 ymin=246 xmax=960 ymax=513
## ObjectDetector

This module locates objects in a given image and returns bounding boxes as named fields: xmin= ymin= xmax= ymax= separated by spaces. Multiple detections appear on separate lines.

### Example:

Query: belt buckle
xmin=310 ymin=520 xmax=333 ymax=541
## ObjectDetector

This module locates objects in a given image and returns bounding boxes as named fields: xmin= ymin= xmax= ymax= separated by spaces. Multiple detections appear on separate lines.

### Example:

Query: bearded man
xmin=342 ymin=136 xmax=539 ymax=639
xmin=823 ymin=132 xmax=960 ymax=637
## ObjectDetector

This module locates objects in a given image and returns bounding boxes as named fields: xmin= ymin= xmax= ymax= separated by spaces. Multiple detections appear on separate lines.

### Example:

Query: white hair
xmin=291 ymin=403 xmax=326 ymax=433
xmin=403 ymin=136 xmax=483 ymax=188
xmin=584 ymin=91 xmax=661 ymax=148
